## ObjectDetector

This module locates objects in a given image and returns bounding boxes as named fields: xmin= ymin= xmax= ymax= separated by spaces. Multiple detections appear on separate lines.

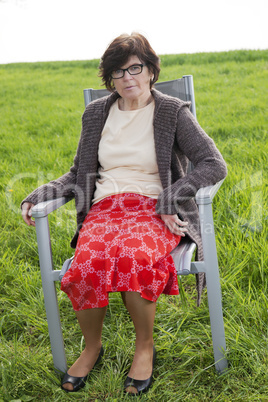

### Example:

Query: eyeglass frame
xmin=111 ymin=64 xmax=146 ymax=79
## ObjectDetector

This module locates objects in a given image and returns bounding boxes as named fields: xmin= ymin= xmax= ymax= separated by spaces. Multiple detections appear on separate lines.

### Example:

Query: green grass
xmin=0 ymin=49 xmax=268 ymax=401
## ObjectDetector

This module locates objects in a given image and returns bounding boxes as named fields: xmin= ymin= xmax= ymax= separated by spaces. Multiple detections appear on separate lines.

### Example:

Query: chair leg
xmin=206 ymin=267 xmax=228 ymax=373
xmin=35 ymin=216 xmax=67 ymax=373
xmin=199 ymin=203 xmax=228 ymax=373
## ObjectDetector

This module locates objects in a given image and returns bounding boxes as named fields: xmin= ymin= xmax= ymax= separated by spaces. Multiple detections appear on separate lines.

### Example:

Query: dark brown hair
xmin=99 ymin=32 xmax=160 ymax=92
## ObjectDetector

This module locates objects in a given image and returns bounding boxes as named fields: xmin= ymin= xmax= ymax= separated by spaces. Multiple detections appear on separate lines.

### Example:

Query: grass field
xmin=0 ymin=49 xmax=267 ymax=401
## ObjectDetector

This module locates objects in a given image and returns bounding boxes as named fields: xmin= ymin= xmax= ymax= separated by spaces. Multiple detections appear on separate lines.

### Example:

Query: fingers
xmin=21 ymin=202 xmax=36 ymax=226
xmin=161 ymin=214 xmax=188 ymax=236
xmin=170 ymin=221 xmax=188 ymax=236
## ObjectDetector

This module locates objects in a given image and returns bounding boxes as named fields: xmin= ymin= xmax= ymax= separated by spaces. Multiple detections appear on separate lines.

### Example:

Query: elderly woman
xmin=21 ymin=33 xmax=227 ymax=395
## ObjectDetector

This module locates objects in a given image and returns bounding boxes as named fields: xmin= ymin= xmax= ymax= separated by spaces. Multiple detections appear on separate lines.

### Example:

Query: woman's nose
xmin=123 ymin=70 xmax=133 ymax=80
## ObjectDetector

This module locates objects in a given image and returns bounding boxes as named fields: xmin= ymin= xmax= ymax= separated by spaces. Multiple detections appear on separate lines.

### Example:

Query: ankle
xmin=135 ymin=339 xmax=154 ymax=352
xmin=84 ymin=342 xmax=102 ymax=354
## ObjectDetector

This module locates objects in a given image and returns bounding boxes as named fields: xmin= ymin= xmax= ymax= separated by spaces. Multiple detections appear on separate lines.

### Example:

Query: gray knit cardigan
xmin=22 ymin=89 xmax=227 ymax=304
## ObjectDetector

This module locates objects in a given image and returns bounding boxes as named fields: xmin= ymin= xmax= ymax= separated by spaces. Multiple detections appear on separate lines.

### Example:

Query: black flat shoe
xmin=61 ymin=346 xmax=104 ymax=393
xmin=124 ymin=346 xmax=156 ymax=396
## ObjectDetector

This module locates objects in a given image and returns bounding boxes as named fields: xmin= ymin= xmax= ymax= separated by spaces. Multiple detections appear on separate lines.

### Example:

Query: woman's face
xmin=112 ymin=55 xmax=153 ymax=104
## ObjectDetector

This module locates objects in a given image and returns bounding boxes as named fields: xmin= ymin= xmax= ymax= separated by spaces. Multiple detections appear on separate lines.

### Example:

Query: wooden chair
xmin=31 ymin=75 xmax=228 ymax=374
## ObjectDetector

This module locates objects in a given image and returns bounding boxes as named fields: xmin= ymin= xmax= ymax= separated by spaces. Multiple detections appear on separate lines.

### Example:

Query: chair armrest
xmin=195 ymin=179 xmax=225 ymax=205
xmin=31 ymin=197 xmax=73 ymax=218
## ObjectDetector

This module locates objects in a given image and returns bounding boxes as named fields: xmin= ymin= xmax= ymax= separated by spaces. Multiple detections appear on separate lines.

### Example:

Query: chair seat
xmin=59 ymin=238 xmax=196 ymax=282
xmin=59 ymin=256 xmax=74 ymax=282
xmin=170 ymin=237 xmax=196 ymax=275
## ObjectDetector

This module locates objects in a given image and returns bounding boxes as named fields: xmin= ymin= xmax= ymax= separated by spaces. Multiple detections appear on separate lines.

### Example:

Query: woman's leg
xmin=121 ymin=292 xmax=156 ymax=394
xmin=62 ymin=306 xmax=107 ymax=391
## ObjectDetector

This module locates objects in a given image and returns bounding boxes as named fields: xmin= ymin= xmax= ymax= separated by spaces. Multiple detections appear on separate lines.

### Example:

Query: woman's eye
xmin=129 ymin=65 xmax=139 ymax=72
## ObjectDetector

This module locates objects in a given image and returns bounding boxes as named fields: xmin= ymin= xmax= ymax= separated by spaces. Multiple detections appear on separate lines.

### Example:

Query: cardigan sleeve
xmin=156 ymin=104 xmax=227 ymax=214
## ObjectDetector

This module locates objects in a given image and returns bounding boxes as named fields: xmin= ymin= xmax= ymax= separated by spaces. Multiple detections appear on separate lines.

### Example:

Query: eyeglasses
xmin=111 ymin=64 xmax=145 ymax=79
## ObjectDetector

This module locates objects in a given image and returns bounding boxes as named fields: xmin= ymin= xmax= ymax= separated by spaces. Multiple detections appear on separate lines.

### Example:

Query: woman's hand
xmin=161 ymin=214 xmax=188 ymax=236
xmin=21 ymin=202 xmax=36 ymax=227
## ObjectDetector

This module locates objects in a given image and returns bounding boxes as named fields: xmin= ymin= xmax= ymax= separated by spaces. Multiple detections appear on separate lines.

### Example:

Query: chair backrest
xmin=83 ymin=75 xmax=196 ymax=118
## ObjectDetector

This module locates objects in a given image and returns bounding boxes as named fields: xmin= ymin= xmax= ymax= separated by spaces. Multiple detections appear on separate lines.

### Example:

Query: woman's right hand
xmin=21 ymin=202 xmax=36 ymax=227
xmin=160 ymin=214 xmax=188 ymax=236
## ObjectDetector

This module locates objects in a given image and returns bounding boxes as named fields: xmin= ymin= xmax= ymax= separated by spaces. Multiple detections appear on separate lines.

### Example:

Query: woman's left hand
xmin=161 ymin=214 xmax=188 ymax=236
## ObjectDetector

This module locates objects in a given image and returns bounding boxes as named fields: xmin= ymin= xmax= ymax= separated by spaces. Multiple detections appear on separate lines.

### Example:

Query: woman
xmin=21 ymin=33 xmax=227 ymax=395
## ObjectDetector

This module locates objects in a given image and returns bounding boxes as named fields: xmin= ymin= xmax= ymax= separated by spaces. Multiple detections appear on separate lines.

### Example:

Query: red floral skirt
xmin=61 ymin=193 xmax=181 ymax=310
